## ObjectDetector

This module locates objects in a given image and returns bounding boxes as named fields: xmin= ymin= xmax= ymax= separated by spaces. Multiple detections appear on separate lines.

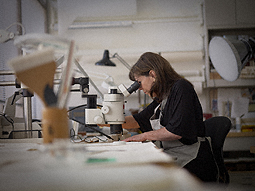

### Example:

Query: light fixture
xmin=69 ymin=20 xmax=133 ymax=29
xmin=95 ymin=50 xmax=116 ymax=66
xmin=0 ymin=29 xmax=15 ymax=43
xmin=95 ymin=49 xmax=133 ymax=70
xmin=0 ymin=22 xmax=25 ymax=43
xmin=209 ymin=36 xmax=255 ymax=81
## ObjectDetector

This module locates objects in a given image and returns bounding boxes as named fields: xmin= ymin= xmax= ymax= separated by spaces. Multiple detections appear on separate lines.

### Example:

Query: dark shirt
xmin=133 ymin=79 xmax=205 ymax=145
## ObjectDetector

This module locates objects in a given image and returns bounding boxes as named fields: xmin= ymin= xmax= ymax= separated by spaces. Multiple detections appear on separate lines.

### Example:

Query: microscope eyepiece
xmin=118 ymin=81 xmax=140 ymax=97
xmin=127 ymin=81 xmax=140 ymax=94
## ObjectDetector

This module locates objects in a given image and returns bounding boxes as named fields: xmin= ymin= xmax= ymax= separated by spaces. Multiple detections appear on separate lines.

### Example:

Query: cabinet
xmin=204 ymin=0 xmax=255 ymax=88
xmin=205 ymin=0 xmax=255 ymax=29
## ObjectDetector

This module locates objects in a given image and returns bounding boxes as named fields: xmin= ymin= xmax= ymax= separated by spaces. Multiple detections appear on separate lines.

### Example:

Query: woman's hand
xmin=122 ymin=128 xmax=181 ymax=142
xmin=122 ymin=133 xmax=148 ymax=142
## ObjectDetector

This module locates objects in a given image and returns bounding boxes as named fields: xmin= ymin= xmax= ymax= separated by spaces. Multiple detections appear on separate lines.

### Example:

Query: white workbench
xmin=0 ymin=138 xmax=208 ymax=191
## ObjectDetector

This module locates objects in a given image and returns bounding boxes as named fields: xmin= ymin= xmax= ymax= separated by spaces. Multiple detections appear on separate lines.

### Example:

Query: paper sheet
xmin=231 ymin=97 xmax=249 ymax=118
xmin=84 ymin=142 xmax=174 ymax=165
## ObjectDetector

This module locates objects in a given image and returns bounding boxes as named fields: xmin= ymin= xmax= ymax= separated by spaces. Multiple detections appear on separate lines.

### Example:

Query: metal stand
xmin=22 ymin=89 xmax=33 ymax=138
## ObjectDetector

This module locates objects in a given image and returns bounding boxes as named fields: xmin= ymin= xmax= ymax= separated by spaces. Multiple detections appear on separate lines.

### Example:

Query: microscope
xmin=74 ymin=77 xmax=140 ymax=139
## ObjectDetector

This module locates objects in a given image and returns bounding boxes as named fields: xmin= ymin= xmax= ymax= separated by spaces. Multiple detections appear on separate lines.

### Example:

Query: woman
xmin=122 ymin=52 xmax=218 ymax=182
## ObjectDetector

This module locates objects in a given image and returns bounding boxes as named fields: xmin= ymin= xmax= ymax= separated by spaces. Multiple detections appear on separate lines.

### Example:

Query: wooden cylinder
xmin=42 ymin=107 xmax=69 ymax=144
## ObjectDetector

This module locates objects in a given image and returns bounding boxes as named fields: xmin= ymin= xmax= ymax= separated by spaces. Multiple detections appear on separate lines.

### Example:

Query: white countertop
xmin=0 ymin=138 xmax=204 ymax=191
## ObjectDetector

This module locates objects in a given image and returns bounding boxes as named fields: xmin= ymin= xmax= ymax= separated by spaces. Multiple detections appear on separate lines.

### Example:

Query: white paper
xmin=231 ymin=97 xmax=249 ymax=118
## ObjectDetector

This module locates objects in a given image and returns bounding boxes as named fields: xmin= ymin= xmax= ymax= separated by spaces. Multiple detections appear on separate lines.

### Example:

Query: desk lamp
xmin=95 ymin=50 xmax=116 ymax=66
xmin=209 ymin=36 xmax=255 ymax=81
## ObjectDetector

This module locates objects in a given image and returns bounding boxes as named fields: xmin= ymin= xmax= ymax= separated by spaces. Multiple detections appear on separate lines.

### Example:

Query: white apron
xmin=149 ymin=99 xmax=202 ymax=167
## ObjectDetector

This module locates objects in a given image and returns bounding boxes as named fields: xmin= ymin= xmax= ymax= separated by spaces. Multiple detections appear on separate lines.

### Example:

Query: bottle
xmin=235 ymin=117 xmax=241 ymax=132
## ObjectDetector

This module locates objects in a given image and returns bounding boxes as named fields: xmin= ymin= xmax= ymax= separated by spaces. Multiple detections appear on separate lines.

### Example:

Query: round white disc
xmin=209 ymin=36 xmax=241 ymax=81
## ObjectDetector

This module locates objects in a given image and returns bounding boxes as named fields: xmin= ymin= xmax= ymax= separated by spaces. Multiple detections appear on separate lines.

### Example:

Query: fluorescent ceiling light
xmin=69 ymin=20 xmax=132 ymax=29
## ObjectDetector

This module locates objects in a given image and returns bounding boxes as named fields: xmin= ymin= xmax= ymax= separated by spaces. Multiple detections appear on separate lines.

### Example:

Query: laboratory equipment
xmin=5 ymin=31 xmax=140 ymax=140
xmin=0 ymin=89 xmax=41 ymax=138
xmin=95 ymin=50 xmax=116 ymax=66
xmin=0 ymin=22 xmax=25 ymax=43
xmin=84 ymin=81 xmax=140 ymax=135
xmin=209 ymin=36 xmax=255 ymax=81
xmin=95 ymin=49 xmax=132 ymax=70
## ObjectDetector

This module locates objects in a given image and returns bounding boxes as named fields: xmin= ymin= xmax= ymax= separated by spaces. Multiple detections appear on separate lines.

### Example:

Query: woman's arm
xmin=122 ymin=127 xmax=181 ymax=142
xmin=98 ymin=115 xmax=139 ymax=129
xmin=122 ymin=115 xmax=140 ymax=130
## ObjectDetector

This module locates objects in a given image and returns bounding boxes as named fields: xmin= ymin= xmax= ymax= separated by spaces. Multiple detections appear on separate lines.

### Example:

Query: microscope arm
xmin=3 ymin=89 xmax=23 ymax=118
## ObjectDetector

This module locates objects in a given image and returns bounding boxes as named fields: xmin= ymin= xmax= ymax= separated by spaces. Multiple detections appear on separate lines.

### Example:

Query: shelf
xmin=227 ymin=131 xmax=255 ymax=138
xmin=251 ymin=146 xmax=255 ymax=154
xmin=206 ymin=79 xmax=255 ymax=88
xmin=207 ymin=25 xmax=255 ymax=31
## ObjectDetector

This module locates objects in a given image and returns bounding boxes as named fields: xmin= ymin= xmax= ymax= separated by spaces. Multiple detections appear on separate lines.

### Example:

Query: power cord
xmin=0 ymin=113 xmax=14 ymax=130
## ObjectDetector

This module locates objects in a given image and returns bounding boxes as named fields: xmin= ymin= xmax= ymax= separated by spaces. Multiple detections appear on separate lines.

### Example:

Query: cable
xmin=67 ymin=104 xmax=87 ymax=112
xmin=69 ymin=117 xmax=114 ymax=140
xmin=95 ymin=136 xmax=108 ymax=142
xmin=0 ymin=113 xmax=14 ymax=130
xmin=69 ymin=128 xmax=83 ymax=141
xmin=67 ymin=104 xmax=113 ymax=140
xmin=5 ymin=22 xmax=26 ymax=35
xmin=67 ymin=104 xmax=103 ymax=112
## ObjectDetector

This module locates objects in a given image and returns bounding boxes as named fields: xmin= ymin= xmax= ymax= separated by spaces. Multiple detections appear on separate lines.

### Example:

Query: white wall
xmin=57 ymin=0 xmax=205 ymax=112
xmin=58 ymin=0 xmax=204 ymax=54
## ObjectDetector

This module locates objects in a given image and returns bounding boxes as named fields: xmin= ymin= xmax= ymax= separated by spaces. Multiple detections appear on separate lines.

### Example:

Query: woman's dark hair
xmin=129 ymin=52 xmax=187 ymax=102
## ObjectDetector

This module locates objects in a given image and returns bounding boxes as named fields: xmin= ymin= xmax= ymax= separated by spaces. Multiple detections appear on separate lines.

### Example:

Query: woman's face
xmin=135 ymin=71 xmax=156 ymax=97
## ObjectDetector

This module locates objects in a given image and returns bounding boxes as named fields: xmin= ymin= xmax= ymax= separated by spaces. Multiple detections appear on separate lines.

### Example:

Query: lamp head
xmin=209 ymin=36 xmax=255 ymax=82
xmin=95 ymin=50 xmax=116 ymax=66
